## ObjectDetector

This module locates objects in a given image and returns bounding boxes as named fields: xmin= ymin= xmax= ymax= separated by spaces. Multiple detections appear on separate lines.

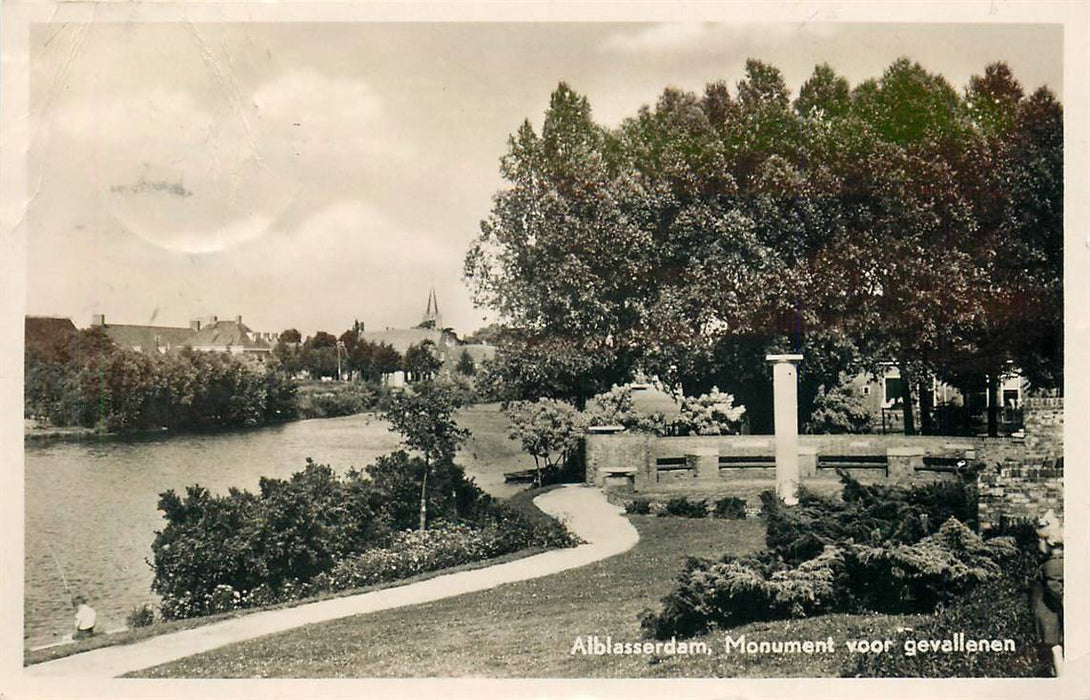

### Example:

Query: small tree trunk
xmin=987 ymin=374 xmax=999 ymax=437
xmin=419 ymin=461 xmax=429 ymax=531
xmin=918 ymin=380 xmax=934 ymax=435
xmin=900 ymin=365 xmax=916 ymax=436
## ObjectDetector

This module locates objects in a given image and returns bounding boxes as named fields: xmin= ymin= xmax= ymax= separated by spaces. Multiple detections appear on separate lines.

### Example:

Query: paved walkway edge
xmin=25 ymin=484 xmax=638 ymax=678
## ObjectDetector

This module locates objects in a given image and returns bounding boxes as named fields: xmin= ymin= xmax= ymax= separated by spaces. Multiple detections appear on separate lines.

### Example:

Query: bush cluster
xmin=160 ymin=514 xmax=579 ymax=618
xmin=295 ymin=381 xmax=384 ymax=419
xmin=640 ymin=472 xmax=1022 ymax=640
xmin=712 ymin=496 xmax=748 ymax=520
xmin=640 ymin=547 xmax=849 ymax=639
xmin=126 ymin=604 xmax=155 ymax=628
xmin=582 ymin=384 xmax=745 ymax=436
xmin=311 ymin=517 xmax=576 ymax=594
xmin=152 ymin=456 xmax=576 ymax=620
xmin=625 ymin=496 xmax=748 ymax=519
xmin=641 ymin=519 xmax=1019 ymax=640
xmin=761 ymin=471 xmax=979 ymax=564
xmin=662 ymin=497 xmax=708 ymax=518
xmin=846 ymin=574 xmax=1051 ymax=677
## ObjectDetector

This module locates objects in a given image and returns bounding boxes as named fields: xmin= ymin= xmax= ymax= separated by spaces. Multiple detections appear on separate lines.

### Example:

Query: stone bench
xmin=655 ymin=456 xmax=690 ymax=471
xmin=817 ymin=454 xmax=889 ymax=477
xmin=718 ymin=455 xmax=776 ymax=469
xmin=917 ymin=456 xmax=967 ymax=473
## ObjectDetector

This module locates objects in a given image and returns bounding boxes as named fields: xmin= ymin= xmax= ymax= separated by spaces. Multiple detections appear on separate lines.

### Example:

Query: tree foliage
xmin=465 ymin=59 xmax=1062 ymax=435
xmin=24 ymin=341 xmax=297 ymax=432
xmin=503 ymin=399 xmax=584 ymax=485
xmin=381 ymin=381 xmax=470 ymax=529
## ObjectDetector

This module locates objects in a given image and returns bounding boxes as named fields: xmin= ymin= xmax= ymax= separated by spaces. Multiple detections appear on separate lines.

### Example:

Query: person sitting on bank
xmin=72 ymin=594 xmax=96 ymax=640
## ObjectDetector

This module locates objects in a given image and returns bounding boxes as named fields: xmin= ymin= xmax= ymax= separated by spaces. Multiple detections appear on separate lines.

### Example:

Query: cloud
xmin=33 ymin=67 xmax=407 ymax=255
xmin=272 ymin=200 xmax=462 ymax=270
xmin=599 ymin=22 xmax=841 ymax=58
xmin=600 ymin=24 xmax=719 ymax=54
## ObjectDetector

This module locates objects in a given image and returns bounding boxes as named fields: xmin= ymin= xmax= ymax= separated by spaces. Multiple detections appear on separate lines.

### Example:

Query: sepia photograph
xmin=2 ymin=2 xmax=1087 ymax=698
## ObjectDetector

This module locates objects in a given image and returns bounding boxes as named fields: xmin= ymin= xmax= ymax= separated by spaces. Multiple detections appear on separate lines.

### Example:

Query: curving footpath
xmin=25 ymin=484 xmax=638 ymax=678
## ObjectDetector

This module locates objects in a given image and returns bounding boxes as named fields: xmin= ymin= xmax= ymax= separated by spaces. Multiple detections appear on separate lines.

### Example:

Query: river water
xmin=23 ymin=410 xmax=521 ymax=648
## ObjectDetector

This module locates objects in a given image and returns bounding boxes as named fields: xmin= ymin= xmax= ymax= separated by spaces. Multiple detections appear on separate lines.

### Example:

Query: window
xmin=884 ymin=377 xmax=904 ymax=406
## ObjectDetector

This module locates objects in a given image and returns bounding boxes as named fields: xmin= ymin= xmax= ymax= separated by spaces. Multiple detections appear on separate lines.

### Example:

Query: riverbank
xmin=26 ymin=485 xmax=632 ymax=676
xmin=24 ymin=419 xmax=114 ymax=442
xmin=23 ymin=405 xmax=528 ymax=648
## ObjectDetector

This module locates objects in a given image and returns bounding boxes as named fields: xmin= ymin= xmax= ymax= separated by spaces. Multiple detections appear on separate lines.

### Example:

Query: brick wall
xmin=978 ymin=397 xmax=1064 ymax=529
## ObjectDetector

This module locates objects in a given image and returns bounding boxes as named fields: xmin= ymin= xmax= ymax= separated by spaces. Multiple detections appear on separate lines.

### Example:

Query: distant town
xmin=25 ymin=287 xmax=497 ymax=388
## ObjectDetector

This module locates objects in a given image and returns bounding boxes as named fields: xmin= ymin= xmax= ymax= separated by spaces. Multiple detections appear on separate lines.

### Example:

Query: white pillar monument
xmin=766 ymin=353 xmax=804 ymax=506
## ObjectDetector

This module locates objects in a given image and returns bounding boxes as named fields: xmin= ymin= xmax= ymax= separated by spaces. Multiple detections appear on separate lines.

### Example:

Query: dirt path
xmin=25 ymin=485 xmax=637 ymax=678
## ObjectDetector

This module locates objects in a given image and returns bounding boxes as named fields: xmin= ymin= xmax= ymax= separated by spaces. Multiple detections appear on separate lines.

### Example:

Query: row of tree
xmin=272 ymin=329 xmax=465 ymax=382
xmin=25 ymin=328 xmax=297 ymax=432
xmin=464 ymin=59 xmax=1062 ymax=434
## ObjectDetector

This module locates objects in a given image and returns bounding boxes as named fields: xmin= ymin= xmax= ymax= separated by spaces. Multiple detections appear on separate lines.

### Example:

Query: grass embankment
xmin=133 ymin=515 xmax=926 ymax=678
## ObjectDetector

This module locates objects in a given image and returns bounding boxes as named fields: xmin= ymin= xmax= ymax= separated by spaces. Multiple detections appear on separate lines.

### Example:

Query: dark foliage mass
xmin=762 ymin=470 xmax=979 ymax=564
xmin=24 ymin=328 xmax=297 ymax=433
xmin=151 ymin=458 xmax=577 ymax=620
xmin=662 ymin=497 xmax=709 ymax=518
xmin=639 ymin=472 xmax=1035 ymax=652
xmin=847 ymin=574 xmax=1050 ymax=677
xmin=465 ymin=60 xmax=1062 ymax=433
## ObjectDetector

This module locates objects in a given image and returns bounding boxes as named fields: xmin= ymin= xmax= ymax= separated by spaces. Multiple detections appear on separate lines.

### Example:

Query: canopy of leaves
xmin=464 ymin=58 xmax=1062 ymax=421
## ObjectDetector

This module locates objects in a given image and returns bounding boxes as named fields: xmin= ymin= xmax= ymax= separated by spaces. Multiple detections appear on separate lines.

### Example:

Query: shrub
xmin=640 ymin=518 xmax=1018 ymax=640
xmin=312 ymin=510 xmax=577 ymax=595
xmin=126 ymin=604 xmax=155 ymax=628
xmin=760 ymin=472 xmax=979 ymax=564
xmin=625 ymin=499 xmax=652 ymax=515
xmin=366 ymin=450 xmax=491 ymax=532
xmin=844 ymin=519 xmax=1019 ymax=613
xmin=504 ymin=399 xmax=584 ymax=486
xmin=295 ymin=382 xmax=380 ymax=418
xmin=640 ymin=547 xmax=849 ymax=639
xmin=662 ymin=497 xmax=708 ymax=518
xmin=152 ymin=457 xmax=579 ymax=620
xmin=582 ymin=384 xmax=671 ymax=434
xmin=151 ymin=460 xmax=389 ymax=619
xmin=673 ymin=387 xmax=746 ymax=436
xmin=846 ymin=575 xmax=1050 ymax=677
xmin=713 ymin=496 xmax=747 ymax=520
xmin=804 ymin=380 xmax=874 ymax=434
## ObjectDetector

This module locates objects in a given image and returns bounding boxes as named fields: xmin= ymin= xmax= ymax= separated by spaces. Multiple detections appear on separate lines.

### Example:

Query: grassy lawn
xmin=132 ymin=514 xmax=927 ymax=679
xmin=454 ymin=403 xmax=528 ymax=497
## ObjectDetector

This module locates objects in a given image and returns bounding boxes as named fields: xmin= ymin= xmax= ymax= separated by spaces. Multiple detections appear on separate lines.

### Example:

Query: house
xmin=91 ymin=314 xmax=194 ymax=354
xmin=853 ymin=362 xmax=1028 ymax=436
xmin=90 ymin=314 xmax=272 ymax=359
xmin=356 ymin=287 xmax=458 ymax=360
xmin=188 ymin=316 xmax=272 ymax=358
xmin=24 ymin=316 xmax=78 ymax=359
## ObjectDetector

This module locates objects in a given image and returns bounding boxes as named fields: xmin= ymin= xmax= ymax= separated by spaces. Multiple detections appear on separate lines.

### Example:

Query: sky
xmin=26 ymin=21 xmax=1062 ymax=338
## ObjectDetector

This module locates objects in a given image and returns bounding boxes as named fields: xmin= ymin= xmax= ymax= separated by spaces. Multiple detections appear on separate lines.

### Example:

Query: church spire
xmin=423 ymin=286 xmax=441 ymax=329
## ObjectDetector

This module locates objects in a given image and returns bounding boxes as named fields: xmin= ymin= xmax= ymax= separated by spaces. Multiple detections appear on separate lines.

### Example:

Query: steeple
xmin=422 ymin=286 xmax=442 ymax=330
